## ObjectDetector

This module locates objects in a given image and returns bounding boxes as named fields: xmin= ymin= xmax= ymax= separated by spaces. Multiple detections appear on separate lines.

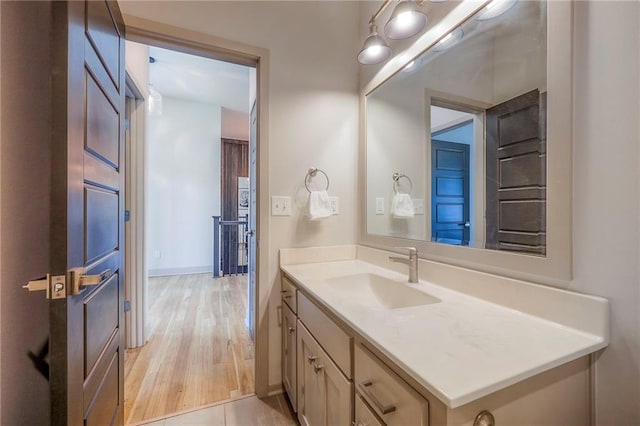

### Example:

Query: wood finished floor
xmin=139 ymin=394 xmax=297 ymax=426
xmin=124 ymin=274 xmax=255 ymax=425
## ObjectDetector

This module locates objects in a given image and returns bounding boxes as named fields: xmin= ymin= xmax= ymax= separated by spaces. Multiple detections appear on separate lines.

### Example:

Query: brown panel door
xmin=50 ymin=2 xmax=125 ymax=425
xmin=485 ymin=90 xmax=546 ymax=255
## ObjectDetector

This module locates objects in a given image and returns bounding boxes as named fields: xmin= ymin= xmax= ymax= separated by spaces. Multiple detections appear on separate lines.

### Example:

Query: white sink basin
xmin=325 ymin=273 xmax=440 ymax=309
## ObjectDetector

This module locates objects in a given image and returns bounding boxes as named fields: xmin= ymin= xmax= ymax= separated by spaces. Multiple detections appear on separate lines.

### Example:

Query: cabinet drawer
xmin=298 ymin=292 xmax=352 ymax=379
xmin=355 ymin=393 xmax=384 ymax=426
xmin=355 ymin=344 xmax=429 ymax=426
xmin=282 ymin=275 xmax=297 ymax=313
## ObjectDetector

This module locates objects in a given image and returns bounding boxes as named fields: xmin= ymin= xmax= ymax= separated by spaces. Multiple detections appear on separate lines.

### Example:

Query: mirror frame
xmin=359 ymin=0 xmax=573 ymax=285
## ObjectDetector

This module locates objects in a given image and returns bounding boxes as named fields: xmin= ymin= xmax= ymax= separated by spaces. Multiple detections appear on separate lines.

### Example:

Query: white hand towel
xmin=308 ymin=190 xmax=332 ymax=220
xmin=391 ymin=193 xmax=415 ymax=218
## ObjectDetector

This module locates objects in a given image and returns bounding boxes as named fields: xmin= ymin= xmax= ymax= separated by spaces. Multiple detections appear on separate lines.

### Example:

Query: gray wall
xmin=0 ymin=2 xmax=52 ymax=424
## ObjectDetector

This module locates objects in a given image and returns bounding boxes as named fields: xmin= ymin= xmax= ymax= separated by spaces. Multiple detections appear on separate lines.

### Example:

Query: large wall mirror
xmin=360 ymin=0 xmax=573 ymax=284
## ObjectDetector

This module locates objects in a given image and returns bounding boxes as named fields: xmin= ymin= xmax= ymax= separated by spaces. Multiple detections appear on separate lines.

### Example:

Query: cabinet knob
xmin=288 ymin=326 xmax=295 ymax=334
xmin=473 ymin=410 xmax=495 ymax=426
xmin=307 ymin=355 xmax=318 ymax=363
xmin=313 ymin=363 xmax=324 ymax=374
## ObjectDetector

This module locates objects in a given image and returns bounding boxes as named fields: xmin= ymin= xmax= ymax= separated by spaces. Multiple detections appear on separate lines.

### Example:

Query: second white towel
xmin=308 ymin=190 xmax=332 ymax=220
xmin=391 ymin=193 xmax=415 ymax=218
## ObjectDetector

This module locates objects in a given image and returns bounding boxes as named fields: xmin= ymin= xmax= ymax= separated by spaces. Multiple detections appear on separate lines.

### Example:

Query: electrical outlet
xmin=375 ymin=197 xmax=385 ymax=215
xmin=329 ymin=196 xmax=339 ymax=214
xmin=413 ymin=198 xmax=424 ymax=215
xmin=271 ymin=196 xmax=291 ymax=216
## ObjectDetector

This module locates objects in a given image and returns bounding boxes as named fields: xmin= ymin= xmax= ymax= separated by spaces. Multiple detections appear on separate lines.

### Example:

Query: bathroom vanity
xmin=280 ymin=246 xmax=608 ymax=426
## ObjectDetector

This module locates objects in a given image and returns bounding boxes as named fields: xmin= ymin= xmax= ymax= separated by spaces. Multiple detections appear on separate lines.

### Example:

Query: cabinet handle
xmin=358 ymin=380 xmax=396 ymax=415
xmin=288 ymin=326 xmax=295 ymax=334
xmin=283 ymin=295 xmax=292 ymax=299
xmin=473 ymin=410 xmax=495 ymax=426
xmin=313 ymin=363 xmax=324 ymax=374
xmin=307 ymin=355 xmax=318 ymax=363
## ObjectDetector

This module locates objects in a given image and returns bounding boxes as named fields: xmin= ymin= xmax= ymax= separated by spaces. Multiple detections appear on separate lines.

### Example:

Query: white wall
xmin=147 ymin=96 xmax=222 ymax=276
xmin=125 ymin=40 xmax=150 ymax=98
xmin=120 ymin=1 xmax=360 ymax=391
xmin=221 ymin=107 xmax=249 ymax=141
xmin=367 ymin=83 xmax=427 ymax=240
xmin=573 ymin=2 xmax=640 ymax=423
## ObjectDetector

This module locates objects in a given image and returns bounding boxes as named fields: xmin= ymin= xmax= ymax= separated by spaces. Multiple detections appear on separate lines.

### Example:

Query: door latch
xmin=69 ymin=267 xmax=112 ymax=295
xmin=22 ymin=274 xmax=66 ymax=299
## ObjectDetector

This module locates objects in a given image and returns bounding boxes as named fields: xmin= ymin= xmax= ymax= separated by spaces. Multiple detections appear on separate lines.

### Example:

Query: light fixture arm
xmin=369 ymin=0 xmax=393 ymax=27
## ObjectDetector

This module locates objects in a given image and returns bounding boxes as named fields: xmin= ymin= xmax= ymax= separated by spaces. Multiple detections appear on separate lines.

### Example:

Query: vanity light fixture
xmin=358 ymin=24 xmax=392 ymax=65
xmin=358 ymin=0 xmax=446 ymax=65
xmin=384 ymin=1 xmax=428 ymax=40
xmin=433 ymin=27 xmax=464 ymax=51
xmin=476 ymin=0 xmax=517 ymax=20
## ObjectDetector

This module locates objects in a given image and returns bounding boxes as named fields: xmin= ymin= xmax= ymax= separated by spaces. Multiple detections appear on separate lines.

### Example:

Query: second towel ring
xmin=305 ymin=168 xmax=330 ymax=193
xmin=393 ymin=172 xmax=413 ymax=195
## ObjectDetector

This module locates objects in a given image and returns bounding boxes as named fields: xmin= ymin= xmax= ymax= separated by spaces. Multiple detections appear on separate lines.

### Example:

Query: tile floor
xmin=138 ymin=394 xmax=298 ymax=426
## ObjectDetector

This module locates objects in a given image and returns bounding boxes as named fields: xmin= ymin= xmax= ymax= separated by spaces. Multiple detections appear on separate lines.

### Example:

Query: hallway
xmin=124 ymin=274 xmax=254 ymax=424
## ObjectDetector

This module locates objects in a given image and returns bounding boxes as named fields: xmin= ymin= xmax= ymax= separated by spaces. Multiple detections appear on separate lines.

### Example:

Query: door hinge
xmin=22 ymin=274 xmax=66 ymax=299
xmin=124 ymin=210 xmax=131 ymax=222
xmin=124 ymin=300 xmax=131 ymax=312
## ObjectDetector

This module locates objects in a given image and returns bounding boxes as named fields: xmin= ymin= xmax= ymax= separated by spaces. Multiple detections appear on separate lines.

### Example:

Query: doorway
xmin=429 ymin=102 xmax=484 ymax=247
xmin=123 ymin=44 xmax=258 ymax=424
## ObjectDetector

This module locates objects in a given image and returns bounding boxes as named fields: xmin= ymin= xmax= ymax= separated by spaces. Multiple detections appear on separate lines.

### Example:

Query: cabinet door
xmin=282 ymin=304 xmax=297 ymax=411
xmin=297 ymin=321 xmax=352 ymax=426
xmin=297 ymin=321 xmax=323 ymax=426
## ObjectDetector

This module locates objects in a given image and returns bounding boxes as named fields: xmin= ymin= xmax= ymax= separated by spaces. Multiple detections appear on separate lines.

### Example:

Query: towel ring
xmin=305 ymin=168 xmax=330 ymax=193
xmin=392 ymin=172 xmax=413 ymax=195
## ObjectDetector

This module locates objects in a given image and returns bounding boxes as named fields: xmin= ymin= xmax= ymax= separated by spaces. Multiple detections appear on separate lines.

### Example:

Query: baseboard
xmin=267 ymin=383 xmax=285 ymax=396
xmin=148 ymin=266 xmax=213 ymax=277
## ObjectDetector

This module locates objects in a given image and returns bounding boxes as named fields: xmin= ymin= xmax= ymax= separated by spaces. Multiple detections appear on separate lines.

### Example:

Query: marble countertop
xmin=281 ymin=259 xmax=608 ymax=408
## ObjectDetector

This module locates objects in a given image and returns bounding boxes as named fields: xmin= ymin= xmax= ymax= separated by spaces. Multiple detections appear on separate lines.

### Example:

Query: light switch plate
xmin=413 ymin=198 xmax=424 ymax=215
xmin=375 ymin=197 xmax=385 ymax=215
xmin=329 ymin=196 xmax=339 ymax=214
xmin=271 ymin=196 xmax=291 ymax=216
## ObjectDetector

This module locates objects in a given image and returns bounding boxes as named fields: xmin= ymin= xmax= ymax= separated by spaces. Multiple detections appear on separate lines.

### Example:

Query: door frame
xmin=426 ymin=91 xmax=487 ymax=248
xmin=123 ymin=16 xmax=271 ymax=397
xmin=124 ymin=74 xmax=147 ymax=349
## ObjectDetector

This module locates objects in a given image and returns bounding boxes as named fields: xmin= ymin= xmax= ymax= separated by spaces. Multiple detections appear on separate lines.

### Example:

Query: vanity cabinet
xmin=297 ymin=321 xmax=352 ymax=426
xmin=355 ymin=394 xmax=384 ymax=426
xmin=355 ymin=344 xmax=429 ymax=426
xmin=282 ymin=275 xmax=353 ymax=425
xmin=282 ymin=304 xmax=297 ymax=411
xmin=281 ymin=276 xmax=298 ymax=411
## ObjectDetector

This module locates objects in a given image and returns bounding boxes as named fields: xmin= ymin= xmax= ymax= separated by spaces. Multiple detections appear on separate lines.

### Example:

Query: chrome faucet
xmin=389 ymin=247 xmax=418 ymax=283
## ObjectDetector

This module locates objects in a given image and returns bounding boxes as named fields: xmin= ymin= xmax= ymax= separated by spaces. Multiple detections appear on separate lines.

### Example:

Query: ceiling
xmin=148 ymin=45 xmax=252 ymax=113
